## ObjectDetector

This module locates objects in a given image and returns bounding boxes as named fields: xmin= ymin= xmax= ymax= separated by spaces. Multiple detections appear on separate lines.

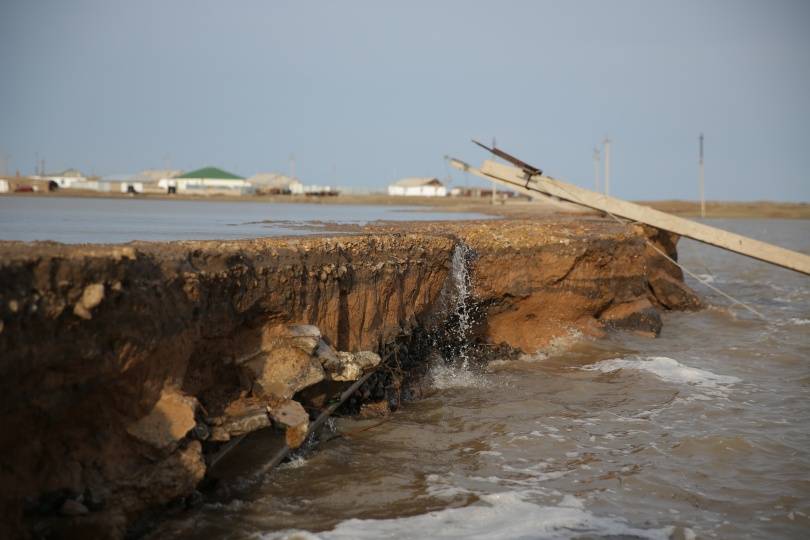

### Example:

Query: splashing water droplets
xmin=429 ymin=243 xmax=485 ymax=388
xmin=450 ymin=242 xmax=473 ymax=370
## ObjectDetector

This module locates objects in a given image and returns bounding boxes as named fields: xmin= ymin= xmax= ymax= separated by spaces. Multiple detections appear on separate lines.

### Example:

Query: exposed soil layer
xmin=0 ymin=217 xmax=700 ymax=539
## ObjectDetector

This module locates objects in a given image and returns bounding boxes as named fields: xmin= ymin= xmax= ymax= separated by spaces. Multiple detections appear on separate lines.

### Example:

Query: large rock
xmin=126 ymin=388 xmax=197 ymax=451
xmin=244 ymin=345 xmax=325 ymax=399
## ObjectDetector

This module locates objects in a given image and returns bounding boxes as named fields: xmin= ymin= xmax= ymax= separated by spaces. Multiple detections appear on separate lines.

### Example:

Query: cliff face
xmin=0 ymin=235 xmax=454 ymax=538
xmin=459 ymin=219 xmax=701 ymax=351
xmin=0 ymin=218 xmax=700 ymax=538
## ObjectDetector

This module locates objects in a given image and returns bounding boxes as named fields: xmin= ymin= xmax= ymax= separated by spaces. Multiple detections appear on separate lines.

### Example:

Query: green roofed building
xmin=159 ymin=166 xmax=252 ymax=195
xmin=176 ymin=167 xmax=244 ymax=180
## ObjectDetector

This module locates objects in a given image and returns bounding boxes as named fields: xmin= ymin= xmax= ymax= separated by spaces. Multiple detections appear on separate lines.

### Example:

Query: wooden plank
xmin=478 ymin=160 xmax=810 ymax=276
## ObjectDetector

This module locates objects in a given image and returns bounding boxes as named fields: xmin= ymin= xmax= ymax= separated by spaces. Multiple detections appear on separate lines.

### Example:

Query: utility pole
xmin=289 ymin=153 xmax=296 ymax=179
xmin=602 ymin=136 xmax=611 ymax=195
xmin=491 ymin=137 xmax=497 ymax=204
xmin=593 ymin=147 xmax=601 ymax=192
xmin=698 ymin=133 xmax=706 ymax=218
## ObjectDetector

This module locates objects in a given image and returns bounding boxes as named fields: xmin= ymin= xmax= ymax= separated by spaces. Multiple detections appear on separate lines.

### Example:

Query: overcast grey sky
xmin=1 ymin=0 xmax=808 ymax=200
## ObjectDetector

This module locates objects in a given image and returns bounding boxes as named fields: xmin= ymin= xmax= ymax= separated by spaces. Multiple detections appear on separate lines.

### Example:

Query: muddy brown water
xmin=149 ymin=219 xmax=809 ymax=540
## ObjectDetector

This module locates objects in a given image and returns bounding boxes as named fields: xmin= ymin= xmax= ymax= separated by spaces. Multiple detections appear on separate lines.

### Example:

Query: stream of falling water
xmin=151 ymin=219 xmax=810 ymax=540
xmin=449 ymin=242 xmax=473 ymax=371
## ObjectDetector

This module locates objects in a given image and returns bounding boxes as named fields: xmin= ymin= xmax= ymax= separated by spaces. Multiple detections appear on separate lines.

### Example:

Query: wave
xmin=582 ymin=356 xmax=740 ymax=393
xmin=264 ymin=491 xmax=680 ymax=540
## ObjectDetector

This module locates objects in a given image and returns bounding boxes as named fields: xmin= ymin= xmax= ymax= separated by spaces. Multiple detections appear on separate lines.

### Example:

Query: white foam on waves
xmin=583 ymin=356 xmax=740 ymax=395
xmin=265 ymin=491 xmax=676 ymax=540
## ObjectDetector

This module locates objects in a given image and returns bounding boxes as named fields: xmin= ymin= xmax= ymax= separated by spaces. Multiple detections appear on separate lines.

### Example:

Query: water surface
xmin=0 ymin=196 xmax=491 ymax=243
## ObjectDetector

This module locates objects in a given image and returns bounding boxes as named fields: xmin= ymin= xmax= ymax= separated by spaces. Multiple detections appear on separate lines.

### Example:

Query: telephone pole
xmin=593 ymin=147 xmax=601 ymax=192
xmin=602 ymin=136 xmax=611 ymax=195
xmin=698 ymin=133 xmax=706 ymax=218
xmin=491 ymin=137 xmax=497 ymax=204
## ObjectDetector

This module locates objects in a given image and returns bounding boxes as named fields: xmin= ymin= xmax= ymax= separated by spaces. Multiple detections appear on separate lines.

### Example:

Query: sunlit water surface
xmin=148 ymin=219 xmax=808 ymax=539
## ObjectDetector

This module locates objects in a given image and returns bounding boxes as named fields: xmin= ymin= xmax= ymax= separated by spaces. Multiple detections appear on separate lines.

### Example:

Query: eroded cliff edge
xmin=0 ymin=217 xmax=700 ymax=538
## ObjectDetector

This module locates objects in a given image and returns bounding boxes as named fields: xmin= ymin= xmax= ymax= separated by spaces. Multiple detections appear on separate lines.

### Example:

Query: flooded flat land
xmin=147 ymin=219 xmax=810 ymax=540
xmin=0 ymin=196 xmax=492 ymax=243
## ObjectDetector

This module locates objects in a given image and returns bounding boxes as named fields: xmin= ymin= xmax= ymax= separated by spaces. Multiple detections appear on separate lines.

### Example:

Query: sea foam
xmin=583 ymin=356 xmax=740 ymax=391
xmin=265 ymin=491 xmax=676 ymax=540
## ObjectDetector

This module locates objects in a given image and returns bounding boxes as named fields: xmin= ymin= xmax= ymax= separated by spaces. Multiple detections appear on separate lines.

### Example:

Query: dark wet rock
xmin=191 ymin=422 xmax=210 ymax=441
xmin=358 ymin=400 xmax=391 ymax=418
xmin=601 ymin=298 xmax=663 ymax=336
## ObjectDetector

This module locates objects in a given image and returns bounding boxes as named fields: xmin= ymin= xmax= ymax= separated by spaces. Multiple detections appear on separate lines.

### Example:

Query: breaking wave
xmin=265 ymin=491 xmax=680 ymax=540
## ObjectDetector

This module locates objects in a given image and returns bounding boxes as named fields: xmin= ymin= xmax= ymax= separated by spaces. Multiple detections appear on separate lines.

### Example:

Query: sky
xmin=1 ymin=0 xmax=809 ymax=201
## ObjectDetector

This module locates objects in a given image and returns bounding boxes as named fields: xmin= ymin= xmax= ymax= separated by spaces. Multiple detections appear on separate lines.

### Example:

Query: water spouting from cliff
xmin=449 ymin=242 xmax=473 ymax=370
xmin=430 ymin=242 xmax=482 ymax=388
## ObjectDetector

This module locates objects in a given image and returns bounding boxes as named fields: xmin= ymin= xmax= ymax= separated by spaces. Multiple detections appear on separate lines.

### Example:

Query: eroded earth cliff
xmin=0 ymin=217 xmax=700 ymax=538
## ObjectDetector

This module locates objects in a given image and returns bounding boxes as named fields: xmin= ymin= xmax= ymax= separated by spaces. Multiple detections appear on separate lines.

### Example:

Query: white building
xmin=39 ymin=169 xmax=94 ymax=189
xmin=388 ymin=177 xmax=447 ymax=197
xmin=290 ymin=183 xmax=338 ymax=196
xmin=247 ymin=173 xmax=303 ymax=194
xmin=0 ymin=179 xmax=9 ymax=193
xmin=99 ymin=174 xmax=145 ymax=194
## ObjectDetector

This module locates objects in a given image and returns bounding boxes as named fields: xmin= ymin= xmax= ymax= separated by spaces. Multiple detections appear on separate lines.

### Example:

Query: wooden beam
xmin=477 ymin=160 xmax=810 ymax=276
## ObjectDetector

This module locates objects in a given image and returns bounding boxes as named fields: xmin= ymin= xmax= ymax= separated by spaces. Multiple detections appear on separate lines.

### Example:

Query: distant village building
xmin=247 ymin=173 xmax=303 ymax=195
xmin=388 ymin=177 xmax=447 ymax=197
xmin=159 ymin=167 xmax=251 ymax=195
xmin=39 ymin=169 xmax=98 ymax=190
xmin=0 ymin=179 xmax=9 ymax=193
xmin=290 ymin=183 xmax=339 ymax=196
xmin=99 ymin=174 xmax=145 ymax=194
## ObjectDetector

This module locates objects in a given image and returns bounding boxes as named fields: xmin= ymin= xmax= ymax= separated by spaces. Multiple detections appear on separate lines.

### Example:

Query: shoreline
xmin=2 ymin=190 xmax=809 ymax=219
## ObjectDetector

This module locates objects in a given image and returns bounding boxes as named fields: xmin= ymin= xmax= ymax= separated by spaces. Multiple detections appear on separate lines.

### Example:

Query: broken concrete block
xmin=244 ymin=345 xmax=325 ymax=400
xmin=323 ymin=350 xmax=381 ymax=381
xmin=126 ymin=389 xmax=197 ymax=451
